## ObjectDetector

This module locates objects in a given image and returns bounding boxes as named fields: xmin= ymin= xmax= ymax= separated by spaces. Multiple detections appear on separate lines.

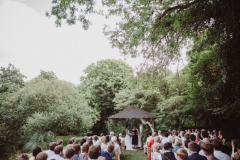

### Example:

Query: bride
xmin=125 ymin=125 xmax=135 ymax=150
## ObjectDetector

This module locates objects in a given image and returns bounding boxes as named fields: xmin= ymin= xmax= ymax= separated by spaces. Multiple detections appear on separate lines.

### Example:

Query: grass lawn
xmin=56 ymin=136 xmax=147 ymax=160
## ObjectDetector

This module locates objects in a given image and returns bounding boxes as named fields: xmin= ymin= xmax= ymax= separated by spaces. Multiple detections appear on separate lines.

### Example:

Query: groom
xmin=139 ymin=121 xmax=144 ymax=149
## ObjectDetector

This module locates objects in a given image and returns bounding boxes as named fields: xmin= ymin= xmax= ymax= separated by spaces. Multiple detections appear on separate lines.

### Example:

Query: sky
xmin=0 ymin=0 xmax=187 ymax=85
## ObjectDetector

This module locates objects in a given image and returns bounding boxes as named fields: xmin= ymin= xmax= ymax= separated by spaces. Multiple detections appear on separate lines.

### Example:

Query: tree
xmin=79 ymin=59 xmax=134 ymax=134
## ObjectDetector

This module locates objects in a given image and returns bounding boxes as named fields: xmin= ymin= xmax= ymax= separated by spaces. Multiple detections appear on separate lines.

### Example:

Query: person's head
xmin=18 ymin=153 xmax=29 ymax=160
xmin=54 ymin=145 xmax=63 ymax=155
xmin=174 ymin=137 xmax=182 ymax=146
xmin=212 ymin=139 xmax=222 ymax=151
xmin=154 ymin=136 xmax=160 ymax=143
xmin=119 ymin=133 xmax=122 ymax=137
xmin=101 ymin=136 xmax=106 ymax=143
xmin=73 ymin=144 xmax=81 ymax=155
xmin=139 ymin=121 xmax=142 ymax=125
xmin=87 ymin=140 xmax=93 ymax=147
xmin=80 ymin=138 xmax=87 ymax=146
xmin=201 ymin=142 xmax=214 ymax=156
xmin=110 ymin=131 xmax=114 ymax=137
xmin=65 ymin=148 xmax=75 ymax=160
xmin=82 ymin=143 xmax=89 ymax=153
xmin=107 ymin=142 xmax=115 ymax=153
xmin=218 ymin=131 xmax=222 ymax=135
xmin=49 ymin=142 xmax=59 ymax=151
xmin=179 ymin=131 xmax=184 ymax=138
xmin=32 ymin=146 xmax=42 ymax=157
xmin=153 ymin=143 xmax=161 ymax=152
xmin=158 ymin=130 xmax=162 ymax=135
xmin=106 ymin=135 xmax=110 ymax=143
xmin=152 ymin=132 xmax=157 ymax=137
xmin=163 ymin=142 xmax=173 ymax=151
xmin=88 ymin=145 xmax=101 ymax=159
xmin=133 ymin=125 xmax=137 ymax=129
xmin=188 ymin=142 xmax=198 ymax=153
xmin=202 ymin=138 xmax=210 ymax=143
xmin=201 ymin=131 xmax=209 ymax=138
xmin=111 ymin=136 xmax=117 ymax=142
xmin=148 ymin=132 xmax=152 ymax=137
xmin=176 ymin=148 xmax=188 ymax=160
xmin=232 ymin=139 xmax=240 ymax=148
xmin=164 ymin=132 xmax=169 ymax=138
xmin=71 ymin=137 xmax=76 ymax=142
xmin=184 ymin=140 xmax=190 ymax=149
xmin=100 ymin=133 xmax=104 ymax=137
xmin=93 ymin=135 xmax=98 ymax=141
xmin=126 ymin=125 xmax=129 ymax=129
xmin=189 ymin=134 xmax=196 ymax=142
xmin=57 ymin=139 xmax=63 ymax=146
xmin=35 ymin=152 xmax=48 ymax=160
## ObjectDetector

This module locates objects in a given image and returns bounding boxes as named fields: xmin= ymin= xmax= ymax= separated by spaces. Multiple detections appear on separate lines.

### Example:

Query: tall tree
xmin=79 ymin=59 xmax=133 ymax=134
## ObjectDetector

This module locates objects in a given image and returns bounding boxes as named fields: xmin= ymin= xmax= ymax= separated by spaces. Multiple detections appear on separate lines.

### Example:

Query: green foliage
xmin=79 ymin=59 xmax=134 ymax=134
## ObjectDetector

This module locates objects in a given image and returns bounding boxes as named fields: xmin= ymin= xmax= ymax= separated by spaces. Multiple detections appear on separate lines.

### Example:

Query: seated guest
xmin=176 ymin=148 xmax=188 ymax=160
xmin=212 ymin=139 xmax=230 ymax=160
xmin=162 ymin=142 xmax=176 ymax=160
xmin=188 ymin=142 xmax=207 ymax=160
xmin=88 ymin=145 xmax=102 ymax=160
xmin=48 ymin=145 xmax=64 ymax=160
xmin=30 ymin=146 xmax=42 ymax=160
xmin=45 ymin=142 xmax=59 ymax=158
xmin=18 ymin=153 xmax=29 ymax=160
xmin=201 ymin=142 xmax=218 ymax=160
xmin=172 ymin=137 xmax=183 ymax=153
xmin=101 ymin=143 xmax=115 ymax=160
xmin=152 ymin=143 xmax=162 ymax=160
xmin=35 ymin=152 xmax=48 ymax=160
xmin=232 ymin=144 xmax=240 ymax=160
xmin=73 ymin=144 xmax=82 ymax=160
xmin=79 ymin=143 xmax=89 ymax=160
xmin=65 ymin=148 xmax=76 ymax=160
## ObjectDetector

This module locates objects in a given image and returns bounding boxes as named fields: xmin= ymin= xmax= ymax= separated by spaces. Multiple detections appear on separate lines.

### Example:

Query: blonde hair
xmin=176 ymin=148 xmax=188 ymax=160
xmin=152 ymin=143 xmax=161 ymax=152
xmin=35 ymin=152 xmax=48 ymax=160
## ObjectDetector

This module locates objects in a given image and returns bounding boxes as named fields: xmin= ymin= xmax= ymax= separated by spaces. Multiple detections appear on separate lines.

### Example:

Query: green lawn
xmin=56 ymin=136 xmax=147 ymax=160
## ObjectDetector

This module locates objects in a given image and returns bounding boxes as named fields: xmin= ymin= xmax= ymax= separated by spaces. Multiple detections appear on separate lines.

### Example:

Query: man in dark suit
xmin=162 ymin=142 xmax=176 ymax=160
xmin=101 ymin=143 xmax=114 ymax=160
xmin=188 ymin=142 xmax=207 ymax=160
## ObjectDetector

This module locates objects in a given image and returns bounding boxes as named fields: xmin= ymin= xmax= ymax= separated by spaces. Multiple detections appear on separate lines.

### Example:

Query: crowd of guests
xmin=146 ymin=129 xmax=240 ymax=160
xmin=17 ymin=133 xmax=125 ymax=160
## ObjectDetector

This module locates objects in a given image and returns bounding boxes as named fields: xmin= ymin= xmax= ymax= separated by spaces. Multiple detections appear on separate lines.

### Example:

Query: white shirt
xmin=199 ymin=149 xmax=206 ymax=157
xmin=158 ymin=135 xmax=163 ymax=140
xmin=214 ymin=150 xmax=230 ymax=160
xmin=180 ymin=137 xmax=186 ymax=146
xmin=29 ymin=157 xmax=35 ymax=160
xmin=139 ymin=125 xmax=143 ymax=133
xmin=114 ymin=142 xmax=121 ymax=154
xmin=101 ymin=143 xmax=107 ymax=151
xmin=45 ymin=150 xmax=55 ymax=159
xmin=93 ymin=140 xmax=101 ymax=146
xmin=48 ymin=154 xmax=65 ymax=160
xmin=161 ymin=137 xmax=170 ymax=145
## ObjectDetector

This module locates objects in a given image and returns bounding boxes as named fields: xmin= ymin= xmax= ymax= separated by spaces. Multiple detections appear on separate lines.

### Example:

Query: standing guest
xmin=196 ymin=133 xmax=202 ymax=144
xmin=232 ymin=144 xmax=240 ymax=160
xmin=106 ymin=136 xmax=110 ymax=145
xmin=65 ymin=148 xmax=76 ymax=160
xmin=132 ymin=125 xmax=138 ymax=149
xmin=73 ymin=144 xmax=82 ymax=160
xmin=162 ymin=132 xmax=170 ymax=146
xmin=36 ymin=152 xmax=48 ymax=160
xmin=148 ymin=132 xmax=157 ymax=160
xmin=179 ymin=131 xmax=186 ymax=146
xmin=172 ymin=138 xmax=183 ymax=153
xmin=45 ymin=142 xmax=59 ymax=158
xmin=18 ymin=153 xmax=29 ymax=160
xmin=218 ymin=131 xmax=223 ymax=141
xmin=100 ymin=133 xmax=104 ymax=137
xmin=30 ymin=146 xmax=42 ymax=160
xmin=79 ymin=143 xmax=89 ymax=160
xmin=152 ymin=143 xmax=162 ymax=160
xmin=101 ymin=143 xmax=114 ymax=160
xmin=212 ymin=139 xmax=230 ymax=160
xmin=80 ymin=138 xmax=87 ymax=147
xmin=101 ymin=136 xmax=108 ymax=151
xmin=201 ymin=142 xmax=218 ymax=160
xmin=213 ymin=130 xmax=217 ymax=137
xmin=88 ymin=145 xmax=102 ymax=160
xmin=93 ymin=135 xmax=101 ymax=146
xmin=162 ymin=142 xmax=176 ymax=160
xmin=188 ymin=142 xmax=207 ymax=160
xmin=48 ymin=145 xmax=64 ymax=160
xmin=158 ymin=130 xmax=163 ymax=140
xmin=139 ymin=121 xmax=144 ymax=149
xmin=176 ymin=148 xmax=188 ymax=160
xmin=144 ymin=132 xmax=153 ymax=155
xmin=111 ymin=136 xmax=122 ymax=160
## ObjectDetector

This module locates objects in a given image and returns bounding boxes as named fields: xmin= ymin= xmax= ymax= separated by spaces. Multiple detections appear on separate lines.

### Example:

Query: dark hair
xmin=164 ymin=132 xmax=169 ymax=137
xmin=100 ymin=133 xmax=104 ymax=136
xmin=35 ymin=152 xmax=48 ymax=160
xmin=201 ymin=142 xmax=214 ymax=154
xmin=57 ymin=139 xmax=63 ymax=145
xmin=190 ymin=134 xmax=196 ymax=141
xmin=212 ymin=139 xmax=222 ymax=150
xmin=188 ymin=142 xmax=198 ymax=152
xmin=49 ymin=142 xmax=59 ymax=151
xmin=163 ymin=142 xmax=173 ymax=150
xmin=80 ymin=138 xmax=87 ymax=146
xmin=68 ymin=140 xmax=73 ymax=144
xmin=148 ymin=132 xmax=152 ymax=136
xmin=87 ymin=140 xmax=93 ymax=146
xmin=232 ymin=139 xmax=240 ymax=148
xmin=73 ymin=144 xmax=81 ymax=154
xmin=201 ymin=131 xmax=209 ymax=138
xmin=18 ymin=153 xmax=29 ymax=160
xmin=32 ymin=146 xmax=42 ymax=157
xmin=93 ymin=135 xmax=98 ymax=141
xmin=88 ymin=145 xmax=100 ymax=159
xmin=106 ymin=135 xmax=110 ymax=143
xmin=184 ymin=140 xmax=190 ymax=149
xmin=139 ymin=121 xmax=142 ymax=124
xmin=237 ymin=144 xmax=240 ymax=150
xmin=107 ymin=143 xmax=115 ymax=153
xmin=54 ymin=145 xmax=63 ymax=154
xmin=65 ymin=148 xmax=75 ymax=159
xmin=82 ymin=143 xmax=89 ymax=153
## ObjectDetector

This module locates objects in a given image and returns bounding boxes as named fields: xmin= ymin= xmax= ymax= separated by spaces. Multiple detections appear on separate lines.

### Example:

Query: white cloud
xmin=0 ymin=0 xmax=142 ymax=84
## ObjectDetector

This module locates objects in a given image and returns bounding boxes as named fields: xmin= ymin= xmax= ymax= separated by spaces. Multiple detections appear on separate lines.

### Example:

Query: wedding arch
xmin=109 ymin=107 xmax=158 ymax=132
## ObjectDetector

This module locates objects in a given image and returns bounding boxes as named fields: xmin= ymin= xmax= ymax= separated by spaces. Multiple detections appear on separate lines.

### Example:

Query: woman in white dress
xmin=125 ymin=125 xmax=135 ymax=150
